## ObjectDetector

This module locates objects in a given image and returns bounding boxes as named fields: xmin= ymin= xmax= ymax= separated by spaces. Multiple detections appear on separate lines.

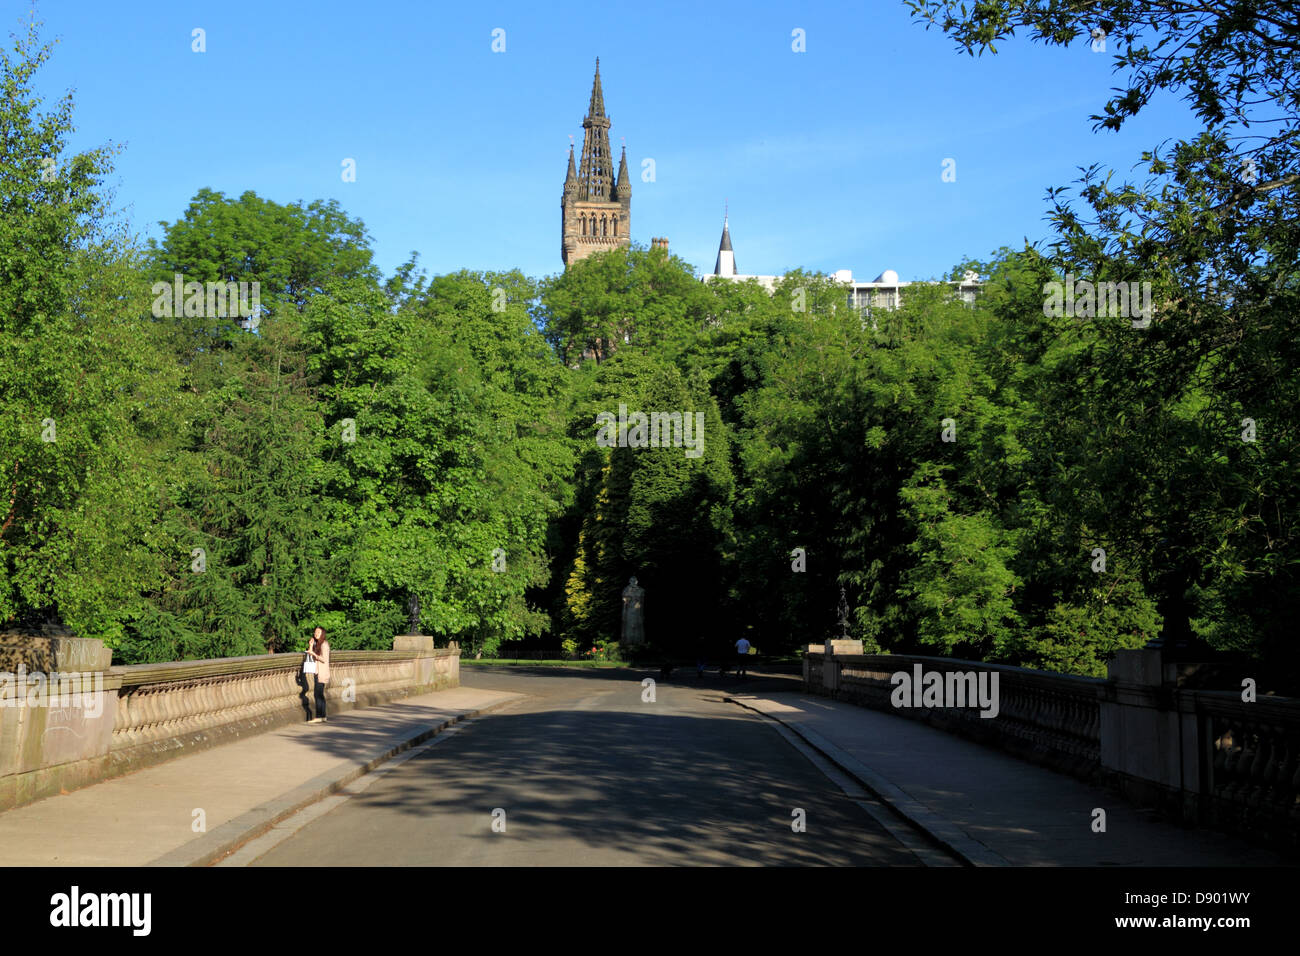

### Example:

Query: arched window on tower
xmin=581 ymin=217 xmax=587 ymax=236
xmin=612 ymin=217 xmax=618 ymax=237
xmin=601 ymin=217 xmax=608 ymax=237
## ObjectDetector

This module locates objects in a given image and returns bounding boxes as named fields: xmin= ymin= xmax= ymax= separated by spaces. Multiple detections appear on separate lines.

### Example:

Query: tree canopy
xmin=4 ymin=9 xmax=1296 ymax=688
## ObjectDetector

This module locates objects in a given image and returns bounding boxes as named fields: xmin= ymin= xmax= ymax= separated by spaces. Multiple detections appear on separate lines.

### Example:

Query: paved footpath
xmin=0 ymin=686 xmax=521 ymax=867
xmin=729 ymin=690 xmax=1293 ymax=866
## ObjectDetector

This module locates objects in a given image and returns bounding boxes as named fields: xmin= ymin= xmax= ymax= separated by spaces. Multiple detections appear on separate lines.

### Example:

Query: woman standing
xmin=304 ymin=626 xmax=332 ymax=722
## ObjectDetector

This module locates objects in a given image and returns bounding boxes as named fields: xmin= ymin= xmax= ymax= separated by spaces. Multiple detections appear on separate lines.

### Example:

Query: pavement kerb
xmin=726 ymin=695 xmax=1009 ymax=867
xmin=147 ymin=694 xmax=525 ymax=868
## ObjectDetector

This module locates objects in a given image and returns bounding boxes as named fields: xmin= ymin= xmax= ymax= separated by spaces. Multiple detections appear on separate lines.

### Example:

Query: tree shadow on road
xmin=268 ymin=673 xmax=920 ymax=867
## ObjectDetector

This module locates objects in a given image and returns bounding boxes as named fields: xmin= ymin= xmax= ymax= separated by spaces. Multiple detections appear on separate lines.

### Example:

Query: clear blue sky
xmin=14 ymin=0 xmax=1195 ymax=284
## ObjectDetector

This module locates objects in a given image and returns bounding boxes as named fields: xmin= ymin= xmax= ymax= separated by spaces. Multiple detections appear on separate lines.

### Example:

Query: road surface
xmin=246 ymin=667 xmax=926 ymax=866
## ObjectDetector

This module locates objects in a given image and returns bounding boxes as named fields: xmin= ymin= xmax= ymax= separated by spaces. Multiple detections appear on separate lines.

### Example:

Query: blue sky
xmin=14 ymin=0 xmax=1197 ymax=284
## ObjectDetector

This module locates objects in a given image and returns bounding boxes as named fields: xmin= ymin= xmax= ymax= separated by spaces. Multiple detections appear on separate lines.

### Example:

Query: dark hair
xmin=312 ymin=626 xmax=326 ymax=642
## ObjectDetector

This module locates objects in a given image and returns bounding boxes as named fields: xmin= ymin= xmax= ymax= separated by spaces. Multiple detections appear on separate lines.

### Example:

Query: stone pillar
xmin=393 ymin=634 xmax=436 ymax=688
xmin=0 ymin=634 xmax=121 ymax=812
xmin=392 ymin=635 xmax=460 ymax=691
xmin=1101 ymin=645 xmax=1206 ymax=819
xmin=444 ymin=641 xmax=460 ymax=687
xmin=803 ymin=645 xmax=823 ymax=684
xmin=825 ymin=639 xmax=864 ymax=655
xmin=820 ymin=640 xmax=864 ymax=694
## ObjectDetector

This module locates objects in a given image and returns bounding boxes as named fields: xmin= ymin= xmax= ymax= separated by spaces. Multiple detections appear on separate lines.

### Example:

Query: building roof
xmin=714 ymin=215 xmax=736 ymax=276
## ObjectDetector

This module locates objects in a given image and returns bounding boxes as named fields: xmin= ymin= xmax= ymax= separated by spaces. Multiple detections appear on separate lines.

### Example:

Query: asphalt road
xmin=249 ymin=667 xmax=924 ymax=866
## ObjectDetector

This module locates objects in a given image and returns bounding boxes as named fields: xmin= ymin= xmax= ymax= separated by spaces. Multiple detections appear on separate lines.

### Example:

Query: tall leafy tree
xmin=540 ymin=243 xmax=713 ymax=366
xmin=0 ymin=19 xmax=185 ymax=645
xmin=909 ymin=0 xmax=1300 ymax=682
xmin=562 ymin=351 xmax=733 ymax=653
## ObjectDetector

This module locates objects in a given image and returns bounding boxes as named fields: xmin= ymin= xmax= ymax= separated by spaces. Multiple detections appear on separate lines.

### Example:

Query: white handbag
xmin=303 ymin=652 xmax=317 ymax=675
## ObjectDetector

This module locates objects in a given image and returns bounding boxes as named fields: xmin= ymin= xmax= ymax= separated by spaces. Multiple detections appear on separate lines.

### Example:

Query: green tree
xmin=305 ymin=271 xmax=568 ymax=655
xmin=149 ymin=187 xmax=381 ymax=361
xmin=121 ymin=311 xmax=332 ymax=661
xmin=561 ymin=351 xmax=733 ymax=654
xmin=540 ymin=243 xmax=712 ymax=366
xmin=910 ymin=0 xmax=1300 ymax=683
xmin=0 ymin=19 xmax=186 ymax=646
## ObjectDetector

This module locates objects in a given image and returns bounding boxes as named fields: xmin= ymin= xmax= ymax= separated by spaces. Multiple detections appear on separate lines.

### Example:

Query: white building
xmin=700 ymin=215 xmax=981 ymax=312
xmin=699 ymin=215 xmax=780 ymax=292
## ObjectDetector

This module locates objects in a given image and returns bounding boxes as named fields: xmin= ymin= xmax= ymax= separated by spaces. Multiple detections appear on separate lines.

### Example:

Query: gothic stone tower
xmin=562 ymin=59 xmax=631 ymax=267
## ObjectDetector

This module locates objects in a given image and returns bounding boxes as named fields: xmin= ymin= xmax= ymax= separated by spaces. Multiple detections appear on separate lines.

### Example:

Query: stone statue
xmin=837 ymin=585 xmax=851 ymax=640
xmin=407 ymin=593 xmax=422 ymax=635
xmin=621 ymin=576 xmax=645 ymax=645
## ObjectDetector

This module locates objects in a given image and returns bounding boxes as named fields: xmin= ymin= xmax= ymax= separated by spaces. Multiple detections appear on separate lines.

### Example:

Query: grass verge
xmin=461 ymin=659 xmax=625 ymax=668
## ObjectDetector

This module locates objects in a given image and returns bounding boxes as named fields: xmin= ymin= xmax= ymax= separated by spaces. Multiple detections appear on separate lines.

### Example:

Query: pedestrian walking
xmin=303 ymin=626 xmax=331 ymax=722
xmin=735 ymin=636 xmax=751 ymax=677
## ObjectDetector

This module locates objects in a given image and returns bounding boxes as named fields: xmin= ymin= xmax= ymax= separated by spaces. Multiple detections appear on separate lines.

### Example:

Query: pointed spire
xmin=564 ymin=144 xmax=577 ymax=192
xmin=613 ymin=144 xmax=630 ymax=200
xmin=577 ymin=58 xmax=613 ymax=200
xmin=587 ymin=57 xmax=606 ymax=118
xmin=715 ymin=210 xmax=737 ymax=277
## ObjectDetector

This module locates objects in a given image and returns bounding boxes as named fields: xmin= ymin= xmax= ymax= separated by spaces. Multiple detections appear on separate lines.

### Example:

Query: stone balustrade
xmin=1190 ymin=690 xmax=1300 ymax=843
xmin=805 ymin=643 xmax=1300 ymax=850
xmin=0 ymin=634 xmax=459 ymax=812
xmin=807 ymin=650 xmax=1105 ymax=780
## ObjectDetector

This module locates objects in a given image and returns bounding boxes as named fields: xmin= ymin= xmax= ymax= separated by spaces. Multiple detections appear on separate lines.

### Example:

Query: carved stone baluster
xmin=1244 ymin=722 xmax=1267 ymax=812
xmin=1266 ymin=733 xmax=1288 ymax=806
xmin=164 ymin=684 xmax=179 ymax=733
xmin=1214 ymin=723 xmax=1236 ymax=801
xmin=1259 ymin=724 xmax=1282 ymax=806
xmin=1027 ymin=687 xmax=1045 ymax=743
xmin=1230 ymin=724 xmax=1255 ymax=806
xmin=118 ymin=689 xmax=131 ymax=743
xmin=214 ymin=676 xmax=230 ymax=725
xmin=1289 ymin=735 xmax=1300 ymax=822
xmin=174 ymin=682 xmax=189 ymax=733
xmin=213 ymin=674 xmax=226 ymax=720
xmin=139 ymin=687 xmax=155 ymax=742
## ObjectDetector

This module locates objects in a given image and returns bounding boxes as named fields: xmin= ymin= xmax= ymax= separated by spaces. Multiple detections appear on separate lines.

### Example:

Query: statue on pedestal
xmin=407 ymin=593 xmax=422 ymax=636
xmin=621 ymin=576 xmax=645 ymax=645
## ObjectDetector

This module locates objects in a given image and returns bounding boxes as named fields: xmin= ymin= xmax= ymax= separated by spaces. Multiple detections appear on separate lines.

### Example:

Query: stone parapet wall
xmin=805 ymin=646 xmax=1300 ymax=850
xmin=810 ymin=652 xmax=1105 ymax=781
xmin=1193 ymin=690 xmax=1300 ymax=846
xmin=0 ymin=635 xmax=459 ymax=813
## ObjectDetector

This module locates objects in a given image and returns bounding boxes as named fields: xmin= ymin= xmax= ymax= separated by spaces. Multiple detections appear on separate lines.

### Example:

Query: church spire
xmin=714 ymin=209 xmax=737 ymax=277
xmin=564 ymin=143 xmax=577 ymax=194
xmin=587 ymin=57 xmax=606 ymax=119
xmin=576 ymin=58 xmax=614 ymax=201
